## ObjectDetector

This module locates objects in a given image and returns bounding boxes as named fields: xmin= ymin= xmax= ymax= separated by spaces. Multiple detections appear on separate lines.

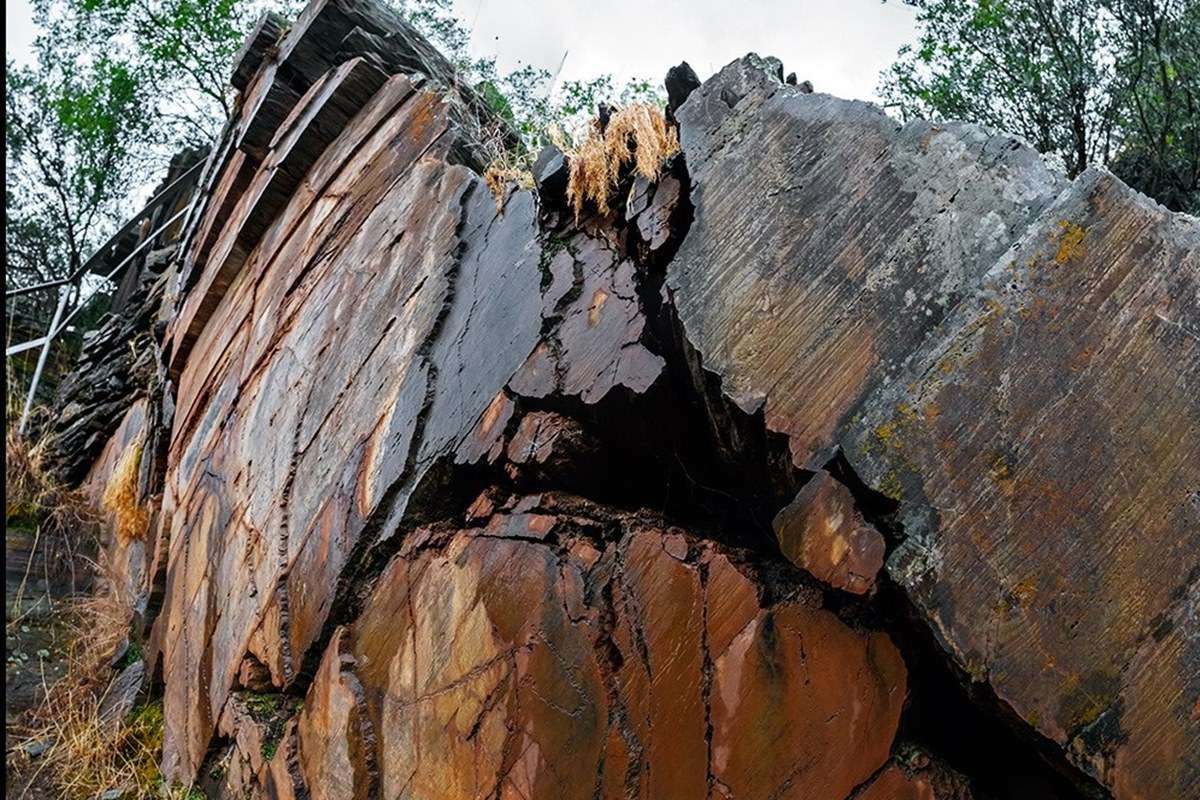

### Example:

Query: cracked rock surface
xmin=53 ymin=0 xmax=1198 ymax=798
xmin=294 ymin=495 xmax=905 ymax=800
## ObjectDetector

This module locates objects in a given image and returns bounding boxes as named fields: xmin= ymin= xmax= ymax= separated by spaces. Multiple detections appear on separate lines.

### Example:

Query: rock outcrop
xmin=54 ymin=1 xmax=1197 ymax=798
xmin=669 ymin=61 xmax=1199 ymax=800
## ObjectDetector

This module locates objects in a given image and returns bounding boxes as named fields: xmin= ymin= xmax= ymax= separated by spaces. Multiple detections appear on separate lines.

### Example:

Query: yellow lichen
xmin=1054 ymin=220 xmax=1086 ymax=264
xmin=877 ymin=470 xmax=904 ymax=500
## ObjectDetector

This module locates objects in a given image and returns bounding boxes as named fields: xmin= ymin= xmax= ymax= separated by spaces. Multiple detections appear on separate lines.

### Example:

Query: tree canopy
xmin=881 ymin=0 xmax=1199 ymax=212
xmin=4 ymin=0 xmax=660 ymax=294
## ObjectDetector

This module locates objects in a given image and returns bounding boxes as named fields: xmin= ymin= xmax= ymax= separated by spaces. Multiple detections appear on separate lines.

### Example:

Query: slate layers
xmin=61 ymin=1 xmax=1196 ymax=798
xmin=669 ymin=57 xmax=1199 ymax=798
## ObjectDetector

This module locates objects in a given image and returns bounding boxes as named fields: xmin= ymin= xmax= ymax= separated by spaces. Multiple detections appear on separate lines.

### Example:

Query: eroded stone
xmin=295 ymin=499 xmax=907 ymax=799
xmin=773 ymin=470 xmax=886 ymax=594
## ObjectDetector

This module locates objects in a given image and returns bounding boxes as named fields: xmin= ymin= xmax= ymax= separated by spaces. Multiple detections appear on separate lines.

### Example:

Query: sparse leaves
xmin=880 ymin=0 xmax=1199 ymax=212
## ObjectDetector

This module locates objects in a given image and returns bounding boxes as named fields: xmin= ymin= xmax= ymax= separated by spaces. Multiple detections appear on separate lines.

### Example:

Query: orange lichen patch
xmin=457 ymin=391 xmax=515 ymax=466
xmin=557 ymin=103 xmax=680 ymax=218
xmin=101 ymin=439 xmax=150 ymax=546
xmin=987 ymin=451 xmax=1015 ymax=495
xmin=1054 ymin=220 xmax=1086 ymax=264
xmin=1010 ymin=579 xmax=1037 ymax=607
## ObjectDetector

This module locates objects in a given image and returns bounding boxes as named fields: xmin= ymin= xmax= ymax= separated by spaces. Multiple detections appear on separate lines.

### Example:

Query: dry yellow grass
xmin=8 ymin=591 xmax=152 ymax=799
xmin=483 ymin=155 xmax=535 ymax=209
xmin=558 ymin=102 xmax=680 ymax=218
xmin=6 ymin=428 xmax=99 ymax=611
xmin=7 ymin=427 xmax=60 ymax=521
xmin=102 ymin=438 xmax=150 ymax=546
xmin=6 ymin=429 xmax=189 ymax=797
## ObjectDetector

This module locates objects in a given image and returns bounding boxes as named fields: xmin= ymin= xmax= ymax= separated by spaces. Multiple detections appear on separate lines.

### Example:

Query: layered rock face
xmin=60 ymin=1 xmax=1197 ymax=798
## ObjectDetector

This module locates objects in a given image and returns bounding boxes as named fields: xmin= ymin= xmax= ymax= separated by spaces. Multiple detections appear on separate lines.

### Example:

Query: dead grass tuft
xmin=558 ymin=102 xmax=679 ymax=218
xmin=6 ymin=427 xmax=99 ymax=615
xmin=483 ymin=154 xmax=535 ymax=209
xmin=7 ymin=426 xmax=55 ymax=521
xmin=9 ymin=590 xmax=142 ymax=797
xmin=102 ymin=437 xmax=150 ymax=546
xmin=6 ymin=427 xmax=188 ymax=797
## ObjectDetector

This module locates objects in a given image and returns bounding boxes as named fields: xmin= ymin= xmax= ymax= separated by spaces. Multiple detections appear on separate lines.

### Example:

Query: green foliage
xmin=6 ymin=0 xmax=664 ymax=298
xmin=39 ymin=0 xmax=279 ymax=141
xmin=243 ymin=691 xmax=282 ymax=719
xmin=260 ymin=735 xmax=280 ymax=761
xmin=6 ymin=50 xmax=156 ymax=287
xmin=116 ymin=638 xmax=144 ymax=669
xmin=880 ymin=0 xmax=1199 ymax=212
xmin=6 ymin=0 xmax=277 ymax=296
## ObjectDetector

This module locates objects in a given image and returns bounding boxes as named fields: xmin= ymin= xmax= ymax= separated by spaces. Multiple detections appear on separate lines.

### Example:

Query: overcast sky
xmin=7 ymin=0 xmax=917 ymax=103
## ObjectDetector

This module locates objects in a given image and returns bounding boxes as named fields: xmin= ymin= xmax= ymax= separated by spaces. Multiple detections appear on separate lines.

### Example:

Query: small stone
xmin=773 ymin=470 xmax=886 ymax=594
xmin=20 ymin=737 xmax=52 ymax=758
xmin=665 ymin=61 xmax=701 ymax=121
xmin=533 ymin=144 xmax=568 ymax=203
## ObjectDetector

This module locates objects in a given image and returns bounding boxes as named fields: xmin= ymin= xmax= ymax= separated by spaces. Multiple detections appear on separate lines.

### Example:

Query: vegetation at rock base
xmin=5 ymin=592 xmax=198 ymax=799
xmin=881 ymin=0 xmax=1200 ymax=212
xmin=5 ymin=420 xmax=188 ymax=799
xmin=5 ymin=425 xmax=97 ymax=586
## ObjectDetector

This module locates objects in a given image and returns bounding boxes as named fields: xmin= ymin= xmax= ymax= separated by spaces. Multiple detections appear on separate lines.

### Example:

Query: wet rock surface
xmin=46 ymin=1 xmax=1198 ymax=798
xmin=772 ymin=470 xmax=886 ymax=595
xmin=293 ymin=496 xmax=906 ymax=800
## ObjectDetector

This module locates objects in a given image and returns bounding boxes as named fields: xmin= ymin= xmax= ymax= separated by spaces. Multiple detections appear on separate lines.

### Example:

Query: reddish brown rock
xmin=46 ymin=2 xmax=1196 ymax=797
xmin=208 ymin=692 xmax=299 ymax=799
xmin=292 ymin=500 xmax=907 ymax=800
xmin=155 ymin=0 xmax=668 ymax=782
xmin=772 ymin=470 xmax=887 ymax=594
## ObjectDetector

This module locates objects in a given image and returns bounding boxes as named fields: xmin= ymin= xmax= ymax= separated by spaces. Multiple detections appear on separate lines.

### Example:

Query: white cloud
xmin=451 ymin=0 xmax=918 ymax=103
xmin=6 ymin=0 xmax=917 ymax=103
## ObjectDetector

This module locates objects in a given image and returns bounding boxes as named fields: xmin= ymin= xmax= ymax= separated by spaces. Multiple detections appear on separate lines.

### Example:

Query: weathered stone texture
xmin=154 ymin=1 xmax=668 ymax=785
xmin=670 ymin=58 xmax=1066 ymax=468
xmin=294 ymin=497 xmax=906 ymax=800
xmin=669 ymin=55 xmax=1200 ymax=797
xmin=772 ymin=470 xmax=886 ymax=594
xmin=50 ymin=2 xmax=1197 ymax=798
xmin=846 ymin=174 xmax=1200 ymax=797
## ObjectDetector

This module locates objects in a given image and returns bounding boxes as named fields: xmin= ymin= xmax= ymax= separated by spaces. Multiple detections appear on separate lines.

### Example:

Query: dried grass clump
xmin=6 ymin=427 xmax=98 ymax=610
xmin=102 ymin=438 xmax=150 ymax=546
xmin=483 ymin=153 xmax=535 ymax=209
xmin=8 ymin=591 xmax=158 ymax=799
xmin=7 ymin=426 xmax=60 ymax=521
xmin=558 ymin=102 xmax=680 ymax=218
